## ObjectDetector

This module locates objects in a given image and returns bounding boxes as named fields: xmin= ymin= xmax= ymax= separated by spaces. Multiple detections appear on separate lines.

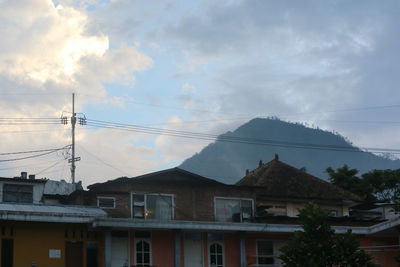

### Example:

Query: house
xmin=0 ymin=172 xmax=106 ymax=267
xmin=236 ymin=154 xmax=361 ymax=218
xmin=72 ymin=157 xmax=400 ymax=267
xmin=72 ymin=168 xmax=257 ymax=267
xmin=1 ymin=158 xmax=399 ymax=267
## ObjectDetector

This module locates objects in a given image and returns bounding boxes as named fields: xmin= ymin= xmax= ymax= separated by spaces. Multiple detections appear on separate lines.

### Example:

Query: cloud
xmin=158 ymin=0 xmax=400 ymax=150
xmin=0 ymin=0 xmax=153 ymax=183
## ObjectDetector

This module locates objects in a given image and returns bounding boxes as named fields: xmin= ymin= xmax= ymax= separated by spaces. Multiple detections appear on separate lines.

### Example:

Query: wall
xmin=90 ymin=174 xmax=255 ymax=221
xmin=359 ymin=235 xmax=399 ymax=267
xmin=0 ymin=181 xmax=45 ymax=204
xmin=0 ymin=221 xmax=102 ymax=267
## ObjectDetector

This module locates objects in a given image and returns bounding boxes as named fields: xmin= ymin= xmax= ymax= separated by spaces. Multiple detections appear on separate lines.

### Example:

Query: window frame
xmin=96 ymin=196 xmax=116 ymax=209
xmin=208 ymin=241 xmax=224 ymax=267
xmin=130 ymin=192 xmax=175 ymax=220
xmin=3 ymin=183 xmax=34 ymax=203
xmin=256 ymin=240 xmax=276 ymax=266
xmin=214 ymin=197 xmax=254 ymax=222
xmin=134 ymin=237 xmax=152 ymax=267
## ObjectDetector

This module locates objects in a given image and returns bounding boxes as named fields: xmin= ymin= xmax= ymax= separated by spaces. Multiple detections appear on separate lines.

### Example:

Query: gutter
xmin=92 ymin=217 xmax=400 ymax=235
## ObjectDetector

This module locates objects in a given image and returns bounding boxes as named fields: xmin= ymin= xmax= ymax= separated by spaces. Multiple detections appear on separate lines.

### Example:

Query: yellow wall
xmin=0 ymin=221 xmax=102 ymax=267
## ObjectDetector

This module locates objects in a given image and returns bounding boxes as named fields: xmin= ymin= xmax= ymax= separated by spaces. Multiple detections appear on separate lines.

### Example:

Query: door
xmin=1 ymin=239 xmax=13 ymax=267
xmin=111 ymin=236 xmax=129 ymax=267
xmin=184 ymin=233 xmax=203 ymax=267
xmin=66 ymin=241 xmax=83 ymax=267
xmin=87 ymin=243 xmax=98 ymax=267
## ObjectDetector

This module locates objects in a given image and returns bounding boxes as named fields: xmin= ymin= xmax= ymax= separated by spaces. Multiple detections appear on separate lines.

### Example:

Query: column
xmin=105 ymin=231 xmax=112 ymax=267
xmin=239 ymin=231 xmax=246 ymax=267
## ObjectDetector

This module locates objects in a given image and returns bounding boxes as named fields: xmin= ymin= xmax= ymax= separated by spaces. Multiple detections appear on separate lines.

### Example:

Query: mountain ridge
xmin=179 ymin=118 xmax=400 ymax=184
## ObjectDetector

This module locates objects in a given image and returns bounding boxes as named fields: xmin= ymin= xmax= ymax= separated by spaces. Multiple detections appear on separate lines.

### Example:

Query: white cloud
xmin=0 ymin=0 xmax=153 ymax=183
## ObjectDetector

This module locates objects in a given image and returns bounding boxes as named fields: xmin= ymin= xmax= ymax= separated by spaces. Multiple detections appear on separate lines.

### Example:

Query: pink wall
xmin=224 ymin=233 xmax=240 ymax=267
xmin=129 ymin=230 xmax=175 ymax=267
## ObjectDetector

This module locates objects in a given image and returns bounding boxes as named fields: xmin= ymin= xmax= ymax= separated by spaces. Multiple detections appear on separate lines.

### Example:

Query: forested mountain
xmin=179 ymin=118 xmax=400 ymax=184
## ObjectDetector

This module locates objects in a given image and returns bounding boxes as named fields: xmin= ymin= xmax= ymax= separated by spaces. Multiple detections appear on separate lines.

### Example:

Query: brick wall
xmin=84 ymin=171 xmax=256 ymax=221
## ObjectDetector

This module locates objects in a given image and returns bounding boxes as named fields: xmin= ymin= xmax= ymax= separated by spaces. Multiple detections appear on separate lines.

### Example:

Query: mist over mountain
xmin=179 ymin=118 xmax=400 ymax=184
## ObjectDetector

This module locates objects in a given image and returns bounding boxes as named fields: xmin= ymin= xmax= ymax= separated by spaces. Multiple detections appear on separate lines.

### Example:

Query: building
xmin=1 ymin=157 xmax=399 ymax=267
xmin=0 ymin=172 xmax=106 ymax=267
xmin=69 ymin=156 xmax=400 ymax=267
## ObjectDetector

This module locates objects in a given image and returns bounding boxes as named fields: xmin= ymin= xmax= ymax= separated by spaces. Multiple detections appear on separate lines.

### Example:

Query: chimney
xmin=258 ymin=160 xmax=263 ymax=168
xmin=21 ymin=172 xmax=27 ymax=179
xmin=29 ymin=174 xmax=35 ymax=180
xmin=246 ymin=169 xmax=249 ymax=175
xmin=275 ymin=154 xmax=279 ymax=161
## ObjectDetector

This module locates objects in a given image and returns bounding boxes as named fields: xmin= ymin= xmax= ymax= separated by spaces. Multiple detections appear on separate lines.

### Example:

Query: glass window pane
xmin=134 ymin=206 xmax=144 ymax=218
xmin=210 ymin=244 xmax=216 ymax=253
xmin=216 ymin=244 xmax=222 ymax=254
xmin=146 ymin=195 xmax=172 ymax=220
xmin=258 ymin=240 xmax=273 ymax=255
xmin=137 ymin=241 xmax=143 ymax=250
xmin=144 ymin=252 xmax=150 ymax=263
xmin=210 ymin=254 xmax=216 ymax=264
xmin=136 ymin=253 xmax=142 ymax=263
xmin=215 ymin=199 xmax=240 ymax=222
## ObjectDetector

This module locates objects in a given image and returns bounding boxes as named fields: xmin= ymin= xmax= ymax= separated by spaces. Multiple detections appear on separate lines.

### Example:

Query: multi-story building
xmin=0 ymin=172 xmax=106 ymax=267
xmin=1 ymin=156 xmax=399 ymax=267
xmin=70 ymin=156 xmax=400 ymax=267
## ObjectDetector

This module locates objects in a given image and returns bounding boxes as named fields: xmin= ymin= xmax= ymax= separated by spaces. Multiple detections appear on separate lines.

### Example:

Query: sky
xmin=1 ymin=0 xmax=400 ymax=187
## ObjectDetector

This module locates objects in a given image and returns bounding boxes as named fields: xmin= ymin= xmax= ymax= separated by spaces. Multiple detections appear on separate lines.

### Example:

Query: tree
xmin=326 ymin=165 xmax=368 ymax=198
xmin=279 ymin=203 xmax=372 ymax=267
xmin=327 ymin=165 xmax=400 ymax=202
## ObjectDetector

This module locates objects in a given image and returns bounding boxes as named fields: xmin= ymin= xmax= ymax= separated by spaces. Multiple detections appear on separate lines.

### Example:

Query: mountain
xmin=179 ymin=118 xmax=400 ymax=184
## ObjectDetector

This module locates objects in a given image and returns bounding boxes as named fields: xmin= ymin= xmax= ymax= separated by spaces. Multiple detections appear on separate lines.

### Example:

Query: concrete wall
xmin=0 ymin=221 xmax=102 ymax=267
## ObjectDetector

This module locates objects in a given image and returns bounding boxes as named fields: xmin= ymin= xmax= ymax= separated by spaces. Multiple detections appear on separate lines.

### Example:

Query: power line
xmin=84 ymin=118 xmax=400 ymax=154
xmin=0 ymin=145 xmax=71 ymax=162
xmin=0 ymin=147 xmax=70 ymax=156
xmin=78 ymin=144 xmax=130 ymax=176
xmin=35 ymin=159 xmax=65 ymax=175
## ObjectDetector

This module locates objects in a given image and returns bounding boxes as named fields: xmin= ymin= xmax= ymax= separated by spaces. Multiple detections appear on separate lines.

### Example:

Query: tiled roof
xmin=236 ymin=156 xmax=361 ymax=202
xmin=88 ymin=167 xmax=227 ymax=190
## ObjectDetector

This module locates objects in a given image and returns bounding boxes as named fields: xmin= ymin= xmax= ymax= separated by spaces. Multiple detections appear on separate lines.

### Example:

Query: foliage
xmin=279 ymin=203 xmax=372 ymax=267
xmin=327 ymin=165 xmax=400 ymax=202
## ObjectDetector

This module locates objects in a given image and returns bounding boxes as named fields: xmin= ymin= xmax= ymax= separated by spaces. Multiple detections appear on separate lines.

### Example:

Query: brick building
xmin=69 ymin=156 xmax=400 ymax=267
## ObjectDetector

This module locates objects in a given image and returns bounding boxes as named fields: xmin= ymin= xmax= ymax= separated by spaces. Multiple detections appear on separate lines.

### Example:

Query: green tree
xmin=361 ymin=169 xmax=400 ymax=202
xmin=327 ymin=165 xmax=400 ymax=202
xmin=279 ymin=203 xmax=372 ymax=267
xmin=326 ymin=165 xmax=367 ymax=198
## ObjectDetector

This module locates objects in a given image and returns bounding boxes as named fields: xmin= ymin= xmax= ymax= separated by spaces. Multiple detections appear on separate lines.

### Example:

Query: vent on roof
xmin=29 ymin=174 xmax=35 ymax=180
xmin=20 ymin=172 xmax=27 ymax=179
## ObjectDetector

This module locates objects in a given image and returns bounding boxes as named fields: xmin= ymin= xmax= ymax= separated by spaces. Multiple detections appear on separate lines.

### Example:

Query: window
xmin=132 ymin=193 xmax=174 ymax=220
xmin=3 ymin=184 xmax=33 ymax=203
xmin=209 ymin=242 xmax=224 ymax=267
xmin=215 ymin=198 xmax=253 ymax=222
xmin=135 ymin=233 xmax=151 ymax=267
xmin=97 ymin=197 xmax=115 ymax=209
xmin=257 ymin=240 xmax=274 ymax=265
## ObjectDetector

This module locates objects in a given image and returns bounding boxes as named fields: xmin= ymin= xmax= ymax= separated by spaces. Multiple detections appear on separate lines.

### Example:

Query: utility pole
xmin=71 ymin=93 xmax=77 ymax=183
xmin=61 ymin=93 xmax=82 ymax=183
xmin=68 ymin=93 xmax=82 ymax=183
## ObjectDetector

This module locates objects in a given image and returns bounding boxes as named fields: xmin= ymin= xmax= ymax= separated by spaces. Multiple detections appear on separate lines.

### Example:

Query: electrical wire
xmin=0 ymin=145 xmax=71 ymax=162
xmin=77 ymin=144 xmax=130 ymax=176
xmin=0 ymin=146 xmax=71 ymax=156
xmin=84 ymin=119 xmax=400 ymax=154
xmin=35 ymin=159 xmax=66 ymax=175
